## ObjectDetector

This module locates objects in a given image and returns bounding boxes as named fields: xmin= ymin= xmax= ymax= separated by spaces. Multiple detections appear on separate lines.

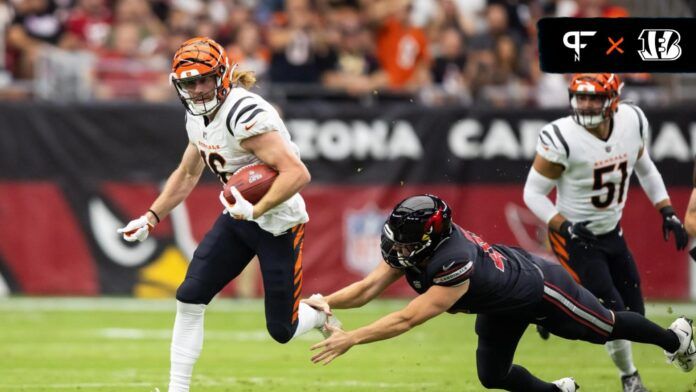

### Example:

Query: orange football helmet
xmin=170 ymin=37 xmax=234 ymax=116
xmin=568 ymin=73 xmax=623 ymax=128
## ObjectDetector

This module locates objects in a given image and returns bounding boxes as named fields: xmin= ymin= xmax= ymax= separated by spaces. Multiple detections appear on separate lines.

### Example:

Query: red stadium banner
xmin=0 ymin=103 xmax=693 ymax=299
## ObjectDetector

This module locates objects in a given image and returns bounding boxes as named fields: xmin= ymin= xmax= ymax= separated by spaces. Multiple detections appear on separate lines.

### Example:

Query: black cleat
xmin=536 ymin=324 xmax=550 ymax=340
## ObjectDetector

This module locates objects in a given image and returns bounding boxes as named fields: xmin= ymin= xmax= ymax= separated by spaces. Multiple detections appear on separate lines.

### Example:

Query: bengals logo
xmin=637 ymin=29 xmax=682 ymax=61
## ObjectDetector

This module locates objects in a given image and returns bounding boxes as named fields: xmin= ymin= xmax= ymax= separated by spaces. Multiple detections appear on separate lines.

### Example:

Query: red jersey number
xmin=462 ymin=230 xmax=506 ymax=272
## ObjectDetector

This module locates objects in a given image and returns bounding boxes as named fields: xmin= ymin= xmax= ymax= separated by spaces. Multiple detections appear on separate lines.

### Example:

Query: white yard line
xmin=0 ymin=298 xmax=255 ymax=312
xmin=1 ymin=297 xmax=694 ymax=319
xmin=97 ymin=328 xmax=318 ymax=341
xmin=0 ymin=377 xmax=437 ymax=390
xmin=0 ymin=297 xmax=412 ymax=312
xmin=0 ymin=382 xmax=154 ymax=389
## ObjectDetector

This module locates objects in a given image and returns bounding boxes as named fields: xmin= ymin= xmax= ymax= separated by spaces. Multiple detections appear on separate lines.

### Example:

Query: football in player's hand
xmin=223 ymin=163 xmax=278 ymax=204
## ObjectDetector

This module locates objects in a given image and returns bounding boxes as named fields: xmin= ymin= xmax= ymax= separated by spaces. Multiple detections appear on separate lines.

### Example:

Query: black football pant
xmin=475 ymin=256 xmax=679 ymax=391
xmin=175 ymin=213 xmax=305 ymax=343
xmin=548 ymin=225 xmax=644 ymax=315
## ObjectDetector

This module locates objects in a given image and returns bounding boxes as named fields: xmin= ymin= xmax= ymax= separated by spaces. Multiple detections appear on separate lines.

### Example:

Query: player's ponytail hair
xmin=232 ymin=68 xmax=257 ymax=89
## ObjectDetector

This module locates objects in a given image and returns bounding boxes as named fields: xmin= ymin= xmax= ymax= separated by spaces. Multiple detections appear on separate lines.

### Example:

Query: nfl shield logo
xmin=605 ymin=145 xmax=612 ymax=153
xmin=344 ymin=205 xmax=389 ymax=276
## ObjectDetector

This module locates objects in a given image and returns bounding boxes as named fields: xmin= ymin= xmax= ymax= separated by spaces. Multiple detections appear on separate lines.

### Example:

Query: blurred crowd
xmin=0 ymin=0 xmax=644 ymax=106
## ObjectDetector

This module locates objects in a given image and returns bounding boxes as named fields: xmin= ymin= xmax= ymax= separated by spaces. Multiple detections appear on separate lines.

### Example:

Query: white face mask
xmin=172 ymin=73 xmax=224 ymax=116
xmin=570 ymin=95 xmax=611 ymax=128
xmin=188 ymin=96 xmax=220 ymax=116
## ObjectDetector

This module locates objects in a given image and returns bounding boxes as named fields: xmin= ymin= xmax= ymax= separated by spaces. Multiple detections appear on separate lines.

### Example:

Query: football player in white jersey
xmin=523 ymin=73 xmax=688 ymax=392
xmin=116 ymin=37 xmax=337 ymax=392
xmin=684 ymin=161 xmax=696 ymax=257
xmin=684 ymin=162 xmax=696 ymax=236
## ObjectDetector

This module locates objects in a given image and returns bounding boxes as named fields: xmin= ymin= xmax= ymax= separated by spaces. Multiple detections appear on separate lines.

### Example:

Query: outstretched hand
xmin=301 ymin=294 xmax=332 ymax=316
xmin=310 ymin=324 xmax=352 ymax=365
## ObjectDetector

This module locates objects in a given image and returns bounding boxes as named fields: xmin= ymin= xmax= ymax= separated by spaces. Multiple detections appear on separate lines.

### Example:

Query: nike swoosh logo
xmin=443 ymin=261 xmax=456 ymax=270
xmin=245 ymin=121 xmax=257 ymax=130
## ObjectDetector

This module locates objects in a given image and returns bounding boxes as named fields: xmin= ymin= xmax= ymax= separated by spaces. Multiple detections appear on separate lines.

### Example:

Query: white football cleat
xmin=552 ymin=377 xmax=579 ymax=392
xmin=306 ymin=294 xmax=342 ymax=338
xmin=320 ymin=313 xmax=342 ymax=338
xmin=664 ymin=316 xmax=695 ymax=372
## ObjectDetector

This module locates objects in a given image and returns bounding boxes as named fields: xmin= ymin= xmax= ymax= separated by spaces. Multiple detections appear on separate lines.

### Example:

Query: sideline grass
xmin=1 ymin=298 xmax=695 ymax=391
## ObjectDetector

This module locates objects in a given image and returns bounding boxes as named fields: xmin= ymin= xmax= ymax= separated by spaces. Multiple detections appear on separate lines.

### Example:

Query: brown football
xmin=223 ymin=163 xmax=278 ymax=204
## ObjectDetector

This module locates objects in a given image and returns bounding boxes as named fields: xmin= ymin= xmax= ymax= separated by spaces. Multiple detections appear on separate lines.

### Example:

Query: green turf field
xmin=0 ymin=298 xmax=695 ymax=392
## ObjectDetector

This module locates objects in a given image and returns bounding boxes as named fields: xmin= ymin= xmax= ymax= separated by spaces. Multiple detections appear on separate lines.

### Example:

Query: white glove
xmin=117 ymin=215 xmax=154 ymax=242
xmin=219 ymin=187 xmax=254 ymax=220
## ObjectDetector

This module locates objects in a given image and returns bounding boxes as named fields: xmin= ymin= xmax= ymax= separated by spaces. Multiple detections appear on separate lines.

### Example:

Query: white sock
xmin=605 ymin=339 xmax=637 ymax=376
xmin=292 ymin=302 xmax=327 ymax=339
xmin=168 ymin=301 xmax=206 ymax=392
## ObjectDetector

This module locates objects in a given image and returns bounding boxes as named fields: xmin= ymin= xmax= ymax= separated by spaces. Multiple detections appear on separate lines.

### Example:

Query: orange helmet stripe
xmin=568 ymin=73 xmax=623 ymax=124
xmin=172 ymin=37 xmax=228 ymax=79
xmin=170 ymin=37 xmax=233 ymax=115
xmin=569 ymin=73 xmax=622 ymax=95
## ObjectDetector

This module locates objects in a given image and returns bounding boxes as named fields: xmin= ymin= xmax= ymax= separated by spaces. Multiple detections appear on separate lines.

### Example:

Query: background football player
xmin=303 ymin=194 xmax=695 ymax=392
xmin=117 ymin=37 xmax=337 ymax=392
xmin=522 ymin=73 xmax=688 ymax=392
xmin=683 ymin=160 xmax=696 ymax=261
xmin=684 ymin=160 xmax=696 ymax=237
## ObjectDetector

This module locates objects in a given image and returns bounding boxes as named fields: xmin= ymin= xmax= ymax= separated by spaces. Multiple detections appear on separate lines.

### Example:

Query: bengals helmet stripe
xmin=568 ymin=73 xmax=623 ymax=128
xmin=173 ymin=45 xmax=222 ymax=69
xmin=171 ymin=37 xmax=233 ymax=116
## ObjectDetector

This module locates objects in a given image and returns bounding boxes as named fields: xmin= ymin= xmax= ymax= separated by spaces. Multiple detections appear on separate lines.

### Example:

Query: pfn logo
xmin=638 ymin=29 xmax=682 ymax=61
xmin=563 ymin=31 xmax=597 ymax=61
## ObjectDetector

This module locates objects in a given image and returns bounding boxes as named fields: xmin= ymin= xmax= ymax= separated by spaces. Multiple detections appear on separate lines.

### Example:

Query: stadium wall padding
xmin=0 ymin=102 xmax=693 ymax=299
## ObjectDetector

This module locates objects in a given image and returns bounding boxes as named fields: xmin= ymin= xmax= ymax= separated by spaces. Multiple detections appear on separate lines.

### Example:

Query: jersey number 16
xmin=200 ymin=151 xmax=229 ymax=183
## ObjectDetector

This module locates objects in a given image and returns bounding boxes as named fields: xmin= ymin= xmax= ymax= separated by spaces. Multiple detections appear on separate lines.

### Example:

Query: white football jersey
xmin=535 ymin=103 xmax=649 ymax=235
xmin=185 ymin=87 xmax=309 ymax=235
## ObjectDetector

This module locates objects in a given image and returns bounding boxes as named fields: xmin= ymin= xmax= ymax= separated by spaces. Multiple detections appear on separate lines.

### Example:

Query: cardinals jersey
xmin=403 ymin=225 xmax=544 ymax=315
xmin=536 ymin=103 xmax=649 ymax=234
xmin=185 ymin=87 xmax=308 ymax=235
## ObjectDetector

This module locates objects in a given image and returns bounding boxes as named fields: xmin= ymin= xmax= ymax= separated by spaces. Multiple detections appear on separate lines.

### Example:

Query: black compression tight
xmin=609 ymin=311 xmax=680 ymax=353
xmin=477 ymin=341 xmax=560 ymax=391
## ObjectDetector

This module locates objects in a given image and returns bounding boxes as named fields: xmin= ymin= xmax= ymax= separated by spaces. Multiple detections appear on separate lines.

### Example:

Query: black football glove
xmin=559 ymin=220 xmax=598 ymax=248
xmin=660 ymin=206 xmax=688 ymax=251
